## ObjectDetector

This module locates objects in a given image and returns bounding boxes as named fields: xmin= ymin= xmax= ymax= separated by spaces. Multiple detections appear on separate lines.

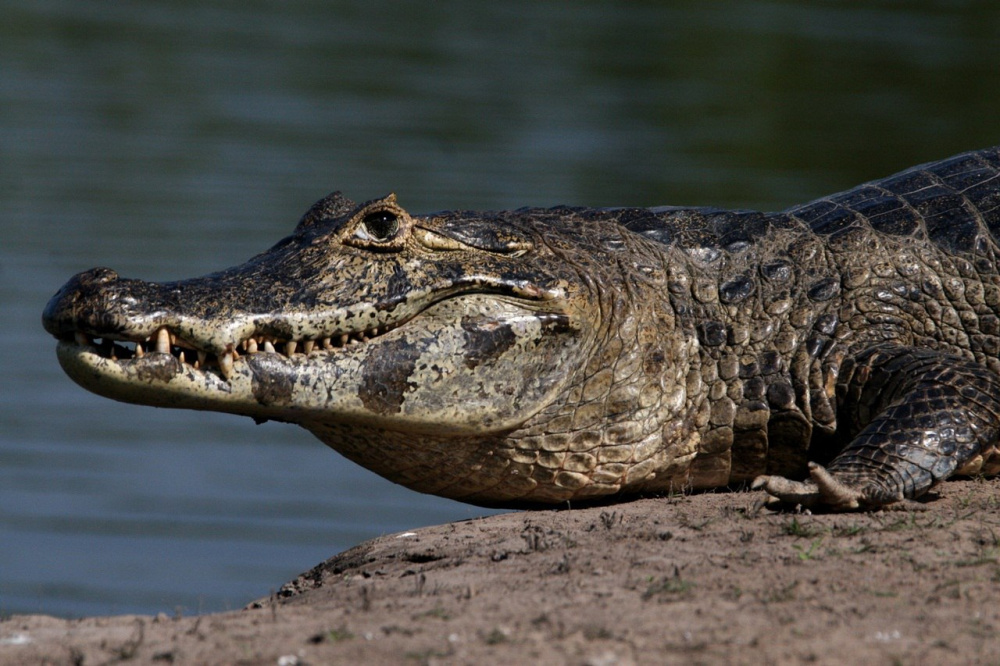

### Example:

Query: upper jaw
xmin=41 ymin=265 xmax=418 ymax=380
xmin=44 ymin=258 xmax=569 ymax=381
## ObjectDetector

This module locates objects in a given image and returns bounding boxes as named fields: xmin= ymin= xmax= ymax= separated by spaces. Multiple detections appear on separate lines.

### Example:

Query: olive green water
xmin=3 ymin=1 xmax=1000 ymax=617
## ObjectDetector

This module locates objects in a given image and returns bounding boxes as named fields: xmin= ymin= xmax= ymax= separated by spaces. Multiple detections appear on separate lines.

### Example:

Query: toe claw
xmin=753 ymin=473 xmax=820 ymax=508
xmin=807 ymin=462 xmax=863 ymax=511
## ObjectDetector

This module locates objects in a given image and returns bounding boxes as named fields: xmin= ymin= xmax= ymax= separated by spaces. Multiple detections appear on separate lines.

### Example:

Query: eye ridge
xmin=362 ymin=210 xmax=399 ymax=241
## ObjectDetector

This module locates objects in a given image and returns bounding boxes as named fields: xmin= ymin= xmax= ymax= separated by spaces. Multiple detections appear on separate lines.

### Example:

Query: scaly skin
xmin=43 ymin=148 xmax=1000 ymax=509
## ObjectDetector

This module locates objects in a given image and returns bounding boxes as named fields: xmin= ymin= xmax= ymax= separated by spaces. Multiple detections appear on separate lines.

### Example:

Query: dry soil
xmin=4 ymin=480 xmax=1000 ymax=665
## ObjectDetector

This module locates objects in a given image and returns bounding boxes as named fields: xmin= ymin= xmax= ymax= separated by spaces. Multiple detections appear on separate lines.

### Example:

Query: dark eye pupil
xmin=363 ymin=211 xmax=399 ymax=241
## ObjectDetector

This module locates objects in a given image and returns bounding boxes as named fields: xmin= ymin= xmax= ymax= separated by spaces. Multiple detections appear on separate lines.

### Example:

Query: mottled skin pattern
xmin=43 ymin=148 xmax=1000 ymax=510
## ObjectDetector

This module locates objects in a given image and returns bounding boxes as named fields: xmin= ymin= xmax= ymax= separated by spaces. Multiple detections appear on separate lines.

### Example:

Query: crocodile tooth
xmin=285 ymin=341 xmax=297 ymax=356
xmin=170 ymin=333 xmax=178 ymax=346
xmin=156 ymin=327 xmax=171 ymax=354
xmin=197 ymin=350 xmax=207 ymax=366
xmin=247 ymin=338 xmax=258 ymax=353
xmin=218 ymin=351 xmax=233 ymax=379
xmin=371 ymin=328 xmax=379 ymax=336
xmin=263 ymin=340 xmax=276 ymax=353
xmin=303 ymin=340 xmax=315 ymax=355
xmin=178 ymin=351 xmax=186 ymax=364
xmin=135 ymin=343 xmax=144 ymax=358
xmin=339 ymin=334 xmax=349 ymax=347
xmin=321 ymin=337 xmax=332 ymax=350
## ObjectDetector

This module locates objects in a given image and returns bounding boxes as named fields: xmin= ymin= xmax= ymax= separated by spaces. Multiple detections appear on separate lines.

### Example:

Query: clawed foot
xmin=752 ymin=462 xmax=870 ymax=512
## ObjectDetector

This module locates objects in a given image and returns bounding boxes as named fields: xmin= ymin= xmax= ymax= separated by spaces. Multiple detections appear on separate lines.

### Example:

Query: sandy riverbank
xmin=4 ymin=480 xmax=999 ymax=664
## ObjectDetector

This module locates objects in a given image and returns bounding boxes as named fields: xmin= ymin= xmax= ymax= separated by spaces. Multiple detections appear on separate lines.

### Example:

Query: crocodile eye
xmin=361 ymin=211 xmax=399 ymax=242
xmin=344 ymin=199 xmax=409 ymax=251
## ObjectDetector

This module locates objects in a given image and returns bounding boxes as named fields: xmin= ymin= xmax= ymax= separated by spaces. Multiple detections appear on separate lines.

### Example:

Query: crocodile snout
xmin=43 ymin=267 xmax=124 ymax=338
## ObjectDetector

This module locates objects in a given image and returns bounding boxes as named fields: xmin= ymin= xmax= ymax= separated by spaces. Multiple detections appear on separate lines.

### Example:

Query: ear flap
xmin=424 ymin=216 xmax=533 ymax=255
xmin=296 ymin=192 xmax=358 ymax=230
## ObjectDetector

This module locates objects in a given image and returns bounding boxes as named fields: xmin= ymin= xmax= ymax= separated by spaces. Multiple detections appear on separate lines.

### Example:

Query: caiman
xmin=43 ymin=147 xmax=1000 ymax=510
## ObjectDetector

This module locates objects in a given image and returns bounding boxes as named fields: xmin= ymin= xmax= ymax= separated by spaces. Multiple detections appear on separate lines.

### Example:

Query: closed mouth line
xmin=65 ymin=322 xmax=398 ymax=379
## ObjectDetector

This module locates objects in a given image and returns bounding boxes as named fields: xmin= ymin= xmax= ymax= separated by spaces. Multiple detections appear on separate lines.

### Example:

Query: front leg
xmin=755 ymin=345 xmax=1000 ymax=510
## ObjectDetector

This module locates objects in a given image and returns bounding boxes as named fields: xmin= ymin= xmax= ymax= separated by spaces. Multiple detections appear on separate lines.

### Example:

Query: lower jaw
xmin=54 ymin=340 xmax=409 ymax=426
xmin=56 ymin=341 xmax=256 ymax=412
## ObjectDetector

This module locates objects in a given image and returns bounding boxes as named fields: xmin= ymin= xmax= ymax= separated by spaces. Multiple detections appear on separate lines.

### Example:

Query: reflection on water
xmin=3 ymin=1 xmax=999 ymax=617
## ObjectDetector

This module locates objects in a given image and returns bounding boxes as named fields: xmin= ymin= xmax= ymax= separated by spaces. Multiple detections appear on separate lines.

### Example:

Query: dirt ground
xmin=4 ymin=480 xmax=1000 ymax=665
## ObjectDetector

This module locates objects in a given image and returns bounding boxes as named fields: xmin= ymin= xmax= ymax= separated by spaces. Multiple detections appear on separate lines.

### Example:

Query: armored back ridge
xmin=44 ymin=148 xmax=1000 ymax=509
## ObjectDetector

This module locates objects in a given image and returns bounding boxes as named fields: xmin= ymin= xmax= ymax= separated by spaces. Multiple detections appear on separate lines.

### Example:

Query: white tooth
xmin=156 ymin=328 xmax=171 ymax=354
xmin=285 ymin=341 xmax=297 ymax=356
xmin=178 ymin=351 xmax=186 ymax=364
xmin=247 ymin=339 xmax=258 ymax=353
xmin=135 ymin=343 xmax=144 ymax=358
xmin=218 ymin=352 xmax=233 ymax=379
xmin=371 ymin=328 xmax=379 ymax=336
xmin=339 ymin=334 xmax=349 ymax=346
xmin=321 ymin=337 xmax=332 ymax=350
xmin=303 ymin=340 xmax=315 ymax=355
xmin=360 ymin=334 xmax=370 ymax=342
xmin=170 ymin=333 xmax=177 ymax=346
xmin=197 ymin=350 xmax=207 ymax=366
xmin=264 ymin=340 xmax=276 ymax=353
xmin=75 ymin=332 xmax=90 ymax=346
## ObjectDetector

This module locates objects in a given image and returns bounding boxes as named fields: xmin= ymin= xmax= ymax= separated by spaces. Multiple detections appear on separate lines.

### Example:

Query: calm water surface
xmin=3 ymin=1 xmax=1000 ymax=617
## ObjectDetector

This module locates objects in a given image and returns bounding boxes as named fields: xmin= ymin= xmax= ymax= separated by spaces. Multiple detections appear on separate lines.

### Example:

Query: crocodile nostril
xmin=42 ymin=267 xmax=123 ymax=337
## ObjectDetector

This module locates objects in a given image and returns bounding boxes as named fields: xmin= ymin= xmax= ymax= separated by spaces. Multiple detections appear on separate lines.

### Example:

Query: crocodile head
xmin=44 ymin=193 xmax=671 ymax=506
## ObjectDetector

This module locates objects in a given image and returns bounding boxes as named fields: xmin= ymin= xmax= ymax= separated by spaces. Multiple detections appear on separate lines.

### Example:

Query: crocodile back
xmin=615 ymin=147 xmax=1000 ymax=258
xmin=788 ymin=146 xmax=1000 ymax=255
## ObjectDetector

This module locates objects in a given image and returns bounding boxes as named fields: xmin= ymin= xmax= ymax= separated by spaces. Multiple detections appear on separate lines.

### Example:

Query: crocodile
xmin=43 ymin=148 xmax=1000 ymax=510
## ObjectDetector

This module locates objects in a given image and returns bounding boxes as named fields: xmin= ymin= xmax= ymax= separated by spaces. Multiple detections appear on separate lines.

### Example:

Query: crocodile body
xmin=43 ymin=148 xmax=1000 ymax=509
